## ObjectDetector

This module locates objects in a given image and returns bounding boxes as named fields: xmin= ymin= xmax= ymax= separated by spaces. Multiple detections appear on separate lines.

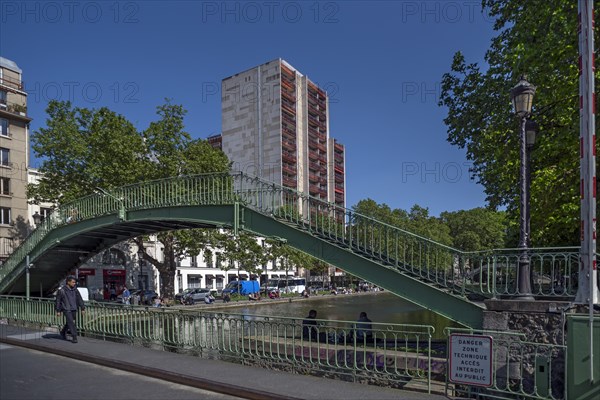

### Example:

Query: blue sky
xmin=1 ymin=1 xmax=497 ymax=216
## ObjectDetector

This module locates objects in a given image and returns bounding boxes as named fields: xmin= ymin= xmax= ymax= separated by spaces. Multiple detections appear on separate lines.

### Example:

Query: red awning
xmin=103 ymin=269 xmax=126 ymax=277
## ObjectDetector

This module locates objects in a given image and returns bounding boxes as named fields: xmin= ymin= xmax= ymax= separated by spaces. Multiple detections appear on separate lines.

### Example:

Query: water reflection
xmin=212 ymin=292 xmax=462 ymax=339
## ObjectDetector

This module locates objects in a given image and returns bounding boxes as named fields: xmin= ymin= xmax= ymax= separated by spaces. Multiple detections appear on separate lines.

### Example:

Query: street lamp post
xmin=525 ymin=120 xmax=539 ymax=246
xmin=510 ymin=75 xmax=536 ymax=300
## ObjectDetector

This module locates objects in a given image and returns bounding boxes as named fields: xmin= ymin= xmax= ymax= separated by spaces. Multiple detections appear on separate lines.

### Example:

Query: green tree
xmin=439 ymin=0 xmax=599 ymax=246
xmin=352 ymin=200 xmax=452 ymax=246
xmin=29 ymin=100 xmax=230 ymax=298
xmin=28 ymin=101 xmax=146 ymax=204
xmin=405 ymin=205 xmax=453 ymax=246
xmin=440 ymin=208 xmax=506 ymax=251
xmin=135 ymin=102 xmax=229 ymax=297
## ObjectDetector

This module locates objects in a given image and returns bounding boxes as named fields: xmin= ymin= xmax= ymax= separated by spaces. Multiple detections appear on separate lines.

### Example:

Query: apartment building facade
xmin=0 ymin=57 xmax=32 ymax=263
xmin=219 ymin=59 xmax=346 ymax=208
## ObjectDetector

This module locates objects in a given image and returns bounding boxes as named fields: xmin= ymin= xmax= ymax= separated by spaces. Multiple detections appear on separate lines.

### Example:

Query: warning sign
xmin=449 ymin=334 xmax=493 ymax=387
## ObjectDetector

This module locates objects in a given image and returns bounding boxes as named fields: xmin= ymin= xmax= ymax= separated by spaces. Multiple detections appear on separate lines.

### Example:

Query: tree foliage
xmin=28 ymin=101 xmax=146 ymax=203
xmin=211 ymin=230 xmax=269 ymax=276
xmin=440 ymin=208 xmax=506 ymax=251
xmin=29 ymin=100 xmax=230 ymax=297
xmin=439 ymin=0 xmax=599 ymax=246
xmin=351 ymin=199 xmax=506 ymax=252
xmin=352 ymin=199 xmax=453 ymax=246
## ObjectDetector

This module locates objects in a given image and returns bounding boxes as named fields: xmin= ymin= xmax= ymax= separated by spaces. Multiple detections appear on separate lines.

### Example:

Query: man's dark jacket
xmin=55 ymin=286 xmax=85 ymax=312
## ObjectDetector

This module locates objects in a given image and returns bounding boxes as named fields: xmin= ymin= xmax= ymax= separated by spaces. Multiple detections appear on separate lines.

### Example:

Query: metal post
xmin=25 ymin=254 xmax=30 ymax=300
xmin=577 ymin=0 xmax=599 ymax=383
xmin=517 ymin=116 xmax=534 ymax=299
xmin=526 ymin=142 xmax=532 ymax=247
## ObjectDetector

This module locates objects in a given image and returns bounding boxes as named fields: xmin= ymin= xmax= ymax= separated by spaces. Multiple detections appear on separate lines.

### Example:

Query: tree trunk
xmin=159 ymin=236 xmax=177 ymax=299
xmin=136 ymin=234 xmax=178 ymax=300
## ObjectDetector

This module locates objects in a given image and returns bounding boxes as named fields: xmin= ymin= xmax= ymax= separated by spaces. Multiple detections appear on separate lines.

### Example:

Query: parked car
xmin=131 ymin=289 xmax=158 ymax=305
xmin=183 ymin=288 xmax=213 ymax=304
xmin=175 ymin=288 xmax=194 ymax=303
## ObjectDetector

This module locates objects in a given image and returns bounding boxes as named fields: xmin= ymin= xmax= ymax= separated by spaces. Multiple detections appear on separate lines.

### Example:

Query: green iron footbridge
xmin=0 ymin=172 xmax=580 ymax=329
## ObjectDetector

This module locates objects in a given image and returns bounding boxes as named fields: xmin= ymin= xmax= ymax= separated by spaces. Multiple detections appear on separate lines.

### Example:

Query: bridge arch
xmin=1 ymin=173 xmax=488 ymax=328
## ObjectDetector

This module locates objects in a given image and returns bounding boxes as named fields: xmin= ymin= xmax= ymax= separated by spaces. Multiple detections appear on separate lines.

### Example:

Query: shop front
xmin=77 ymin=268 xmax=95 ymax=288
xmin=103 ymin=269 xmax=126 ymax=301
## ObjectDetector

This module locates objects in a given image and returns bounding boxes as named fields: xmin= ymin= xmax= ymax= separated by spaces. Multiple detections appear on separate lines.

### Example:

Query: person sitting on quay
xmin=248 ymin=292 xmax=261 ymax=301
xmin=268 ymin=290 xmax=280 ymax=299
xmin=204 ymin=294 xmax=215 ymax=304
xmin=301 ymin=289 xmax=309 ymax=298
xmin=222 ymin=293 xmax=231 ymax=303
xmin=301 ymin=309 xmax=328 ymax=342
xmin=355 ymin=311 xmax=373 ymax=343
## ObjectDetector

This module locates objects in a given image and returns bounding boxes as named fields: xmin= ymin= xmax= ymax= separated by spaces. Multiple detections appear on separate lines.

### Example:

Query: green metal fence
xmin=459 ymin=248 xmax=580 ymax=298
xmin=0 ymin=296 xmax=438 ymax=392
xmin=444 ymin=327 xmax=567 ymax=399
xmin=0 ymin=172 xmax=582 ymax=300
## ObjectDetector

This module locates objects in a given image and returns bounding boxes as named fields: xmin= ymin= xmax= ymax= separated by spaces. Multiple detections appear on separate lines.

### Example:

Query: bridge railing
xmin=0 ymin=172 xmax=583 ymax=300
xmin=233 ymin=173 xmax=466 ymax=290
xmin=114 ymin=172 xmax=236 ymax=209
xmin=232 ymin=173 xmax=581 ymax=300
xmin=0 ymin=296 xmax=439 ymax=393
xmin=458 ymin=248 xmax=580 ymax=298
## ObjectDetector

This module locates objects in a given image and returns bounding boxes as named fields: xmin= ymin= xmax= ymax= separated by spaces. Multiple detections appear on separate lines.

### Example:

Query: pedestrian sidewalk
xmin=0 ymin=324 xmax=449 ymax=400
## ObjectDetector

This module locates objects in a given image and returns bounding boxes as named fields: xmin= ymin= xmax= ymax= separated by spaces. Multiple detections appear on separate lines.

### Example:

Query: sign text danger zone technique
xmin=449 ymin=334 xmax=493 ymax=387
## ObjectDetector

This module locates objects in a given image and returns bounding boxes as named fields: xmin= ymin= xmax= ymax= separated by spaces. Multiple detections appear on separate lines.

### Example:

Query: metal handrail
xmin=0 ymin=296 xmax=437 ymax=392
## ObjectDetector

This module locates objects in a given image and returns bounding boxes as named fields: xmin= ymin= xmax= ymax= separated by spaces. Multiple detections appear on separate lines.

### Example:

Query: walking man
xmin=55 ymin=276 xmax=85 ymax=343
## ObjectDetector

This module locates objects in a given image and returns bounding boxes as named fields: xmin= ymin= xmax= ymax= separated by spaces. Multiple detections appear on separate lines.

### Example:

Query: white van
xmin=77 ymin=287 xmax=89 ymax=301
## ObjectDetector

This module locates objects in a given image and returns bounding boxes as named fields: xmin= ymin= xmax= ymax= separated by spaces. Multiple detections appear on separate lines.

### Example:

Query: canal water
xmin=212 ymin=292 xmax=462 ymax=340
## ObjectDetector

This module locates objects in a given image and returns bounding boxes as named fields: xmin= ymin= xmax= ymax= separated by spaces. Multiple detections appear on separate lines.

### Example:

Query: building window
xmin=0 ymin=207 xmax=10 ymax=225
xmin=0 ymin=119 xmax=8 ymax=137
xmin=216 ymin=277 xmax=224 ymax=290
xmin=40 ymin=207 xmax=53 ymax=222
xmin=0 ymin=91 xmax=6 ymax=108
xmin=0 ymin=148 xmax=8 ymax=166
xmin=0 ymin=178 xmax=9 ymax=195
xmin=187 ymin=275 xmax=201 ymax=289
xmin=0 ymin=119 xmax=7 ymax=137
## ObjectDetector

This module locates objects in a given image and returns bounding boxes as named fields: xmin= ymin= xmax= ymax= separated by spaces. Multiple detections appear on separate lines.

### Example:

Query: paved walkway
xmin=0 ymin=324 xmax=449 ymax=400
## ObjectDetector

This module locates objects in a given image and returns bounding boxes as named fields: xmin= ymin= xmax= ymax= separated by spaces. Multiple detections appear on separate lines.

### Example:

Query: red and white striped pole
xmin=577 ymin=0 xmax=598 ymax=384
xmin=576 ymin=0 xmax=599 ymax=306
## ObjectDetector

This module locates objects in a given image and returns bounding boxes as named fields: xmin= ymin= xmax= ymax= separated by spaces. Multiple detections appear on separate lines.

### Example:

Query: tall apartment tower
xmin=220 ymin=59 xmax=346 ymax=208
xmin=0 ymin=57 xmax=32 ymax=262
